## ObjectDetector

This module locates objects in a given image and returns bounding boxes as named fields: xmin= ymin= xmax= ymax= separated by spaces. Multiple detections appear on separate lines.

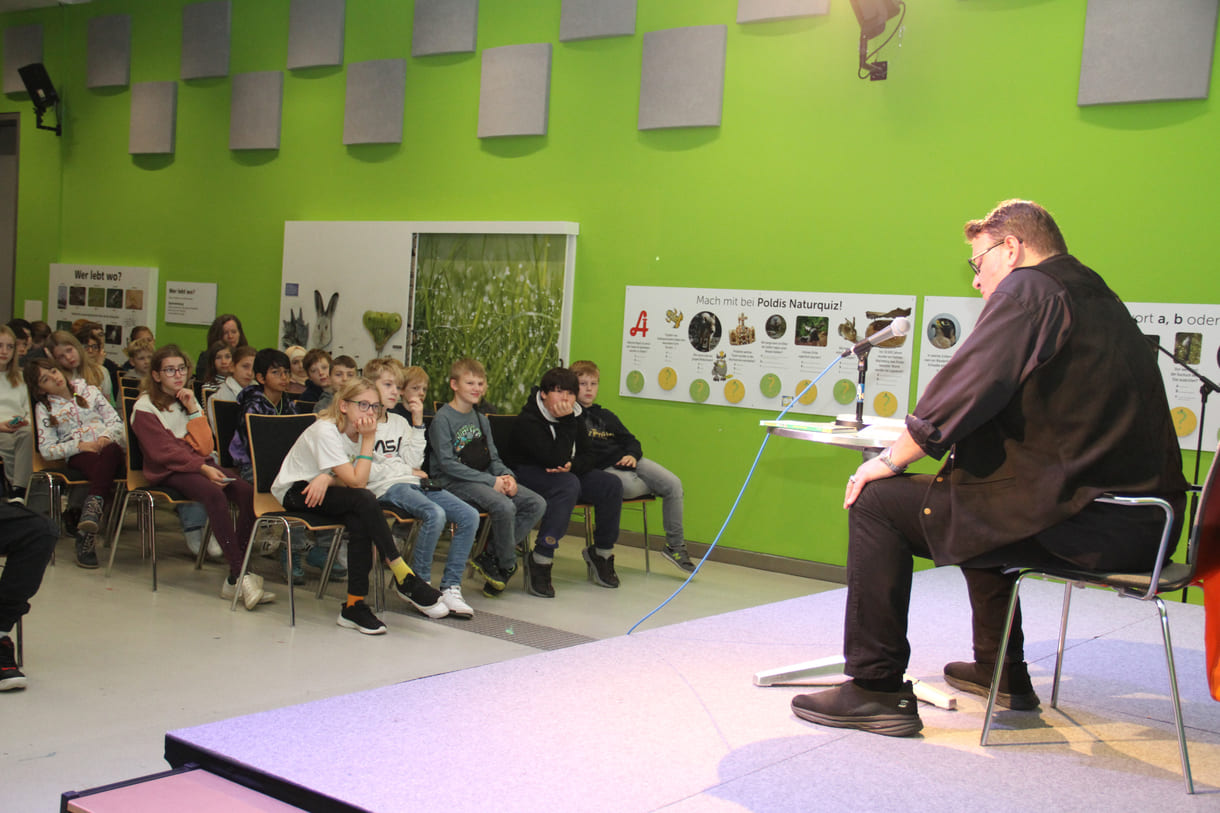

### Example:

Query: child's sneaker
xmin=482 ymin=580 xmax=504 ymax=598
xmin=220 ymin=573 xmax=277 ymax=609
xmin=394 ymin=573 xmax=447 ymax=618
xmin=470 ymin=549 xmax=506 ymax=591
xmin=0 ymin=637 xmax=26 ymax=691
xmin=582 ymin=546 xmax=620 ymax=588
xmin=659 ymin=544 xmax=695 ymax=573
xmin=527 ymin=559 xmax=555 ymax=598
xmin=440 ymin=585 xmax=474 ymax=619
xmin=337 ymin=601 xmax=387 ymax=635
xmin=77 ymin=495 xmax=104 ymax=534
xmin=74 ymin=531 xmax=99 ymax=569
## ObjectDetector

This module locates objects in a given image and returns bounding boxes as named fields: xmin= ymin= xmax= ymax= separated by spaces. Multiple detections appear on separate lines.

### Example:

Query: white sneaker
xmin=440 ymin=585 xmax=474 ymax=619
xmin=206 ymin=534 xmax=223 ymax=560
xmin=220 ymin=573 xmax=277 ymax=609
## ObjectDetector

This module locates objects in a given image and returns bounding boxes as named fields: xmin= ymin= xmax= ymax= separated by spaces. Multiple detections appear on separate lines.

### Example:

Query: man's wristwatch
xmin=877 ymin=449 xmax=906 ymax=474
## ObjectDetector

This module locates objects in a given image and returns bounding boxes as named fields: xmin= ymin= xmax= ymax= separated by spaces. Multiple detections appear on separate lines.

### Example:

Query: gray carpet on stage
xmin=166 ymin=567 xmax=1220 ymax=811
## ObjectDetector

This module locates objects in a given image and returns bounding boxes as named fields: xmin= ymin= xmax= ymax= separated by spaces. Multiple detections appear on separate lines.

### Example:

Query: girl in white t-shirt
xmin=0 ymin=325 xmax=32 ymax=500
xmin=271 ymin=378 xmax=443 ymax=634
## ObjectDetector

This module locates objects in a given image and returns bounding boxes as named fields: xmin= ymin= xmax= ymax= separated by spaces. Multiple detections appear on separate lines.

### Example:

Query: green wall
xmin=3 ymin=0 xmax=1217 ymax=566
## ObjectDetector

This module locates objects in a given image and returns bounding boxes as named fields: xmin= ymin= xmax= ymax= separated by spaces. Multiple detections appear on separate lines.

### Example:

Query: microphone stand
xmin=852 ymin=349 xmax=869 ymax=430
xmin=1154 ymin=343 xmax=1220 ymax=602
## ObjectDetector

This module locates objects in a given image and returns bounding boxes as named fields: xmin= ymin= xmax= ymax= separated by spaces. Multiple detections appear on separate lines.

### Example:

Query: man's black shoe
xmin=527 ymin=558 xmax=555 ymax=598
xmin=791 ymin=680 xmax=923 ymax=737
xmin=0 ymin=637 xmax=27 ymax=691
xmin=470 ymin=550 xmax=506 ymax=591
xmin=943 ymin=661 xmax=1040 ymax=710
xmin=582 ymin=546 xmax=620 ymax=588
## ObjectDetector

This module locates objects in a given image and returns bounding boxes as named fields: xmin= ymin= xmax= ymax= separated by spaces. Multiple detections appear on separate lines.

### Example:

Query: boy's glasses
xmin=345 ymin=400 xmax=385 ymax=414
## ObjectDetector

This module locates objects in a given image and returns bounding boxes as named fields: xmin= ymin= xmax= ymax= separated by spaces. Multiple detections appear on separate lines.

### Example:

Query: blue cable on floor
xmin=627 ymin=355 xmax=848 ymax=635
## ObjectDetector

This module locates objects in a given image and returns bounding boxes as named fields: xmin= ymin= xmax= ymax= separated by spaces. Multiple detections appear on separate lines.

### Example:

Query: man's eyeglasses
xmin=967 ymin=240 xmax=1007 ymax=276
xmin=345 ymin=400 xmax=385 ymax=414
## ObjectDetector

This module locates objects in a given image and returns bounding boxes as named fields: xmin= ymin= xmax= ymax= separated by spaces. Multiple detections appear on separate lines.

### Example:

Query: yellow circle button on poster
xmin=657 ymin=366 xmax=678 ymax=391
xmin=689 ymin=378 xmax=710 ymax=403
xmin=1171 ymin=406 xmax=1197 ymax=437
xmin=625 ymin=370 xmax=645 ymax=394
xmin=759 ymin=373 xmax=781 ymax=399
xmin=724 ymin=379 xmax=745 ymax=404
xmin=795 ymin=380 xmax=817 ymax=405
xmin=873 ymin=391 xmax=898 ymax=418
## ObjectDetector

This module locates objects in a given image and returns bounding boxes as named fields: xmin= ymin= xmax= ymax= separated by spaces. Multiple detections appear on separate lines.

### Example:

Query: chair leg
xmin=194 ymin=519 xmax=213 ymax=570
xmin=1153 ymin=596 xmax=1194 ymax=794
xmin=641 ymin=502 xmax=650 ymax=574
xmin=13 ymin=616 xmax=21 ymax=668
xmin=316 ymin=529 xmax=345 ymax=601
xmin=1051 ymin=581 xmax=1075 ymax=708
xmin=106 ymin=490 xmax=135 ymax=578
xmin=980 ymin=571 xmax=1028 ymax=745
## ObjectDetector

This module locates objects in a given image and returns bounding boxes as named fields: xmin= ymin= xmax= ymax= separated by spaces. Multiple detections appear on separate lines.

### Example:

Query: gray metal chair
xmin=981 ymin=445 xmax=1220 ymax=794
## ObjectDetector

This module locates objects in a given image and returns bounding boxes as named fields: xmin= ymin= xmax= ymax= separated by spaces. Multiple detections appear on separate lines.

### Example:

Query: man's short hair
xmin=570 ymin=360 xmax=600 ymax=379
xmin=254 ymin=348 xmax=291 ymax=378
xmin=539 ymin=367 xmax=578 ymax=394
xmin=331 ymin=354 xmax=357 ymax=371
xmin=449 ymin=357 xmax=486 ymax=381
xmin=303 ymin=348 xmax=332 ymax=372
xmin=964 ymin=199 xmax=1068 ymax=258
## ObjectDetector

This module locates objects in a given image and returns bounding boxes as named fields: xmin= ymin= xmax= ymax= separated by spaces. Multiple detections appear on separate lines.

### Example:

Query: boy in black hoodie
xmin=503 ymin=367 xmax=622 ymax=598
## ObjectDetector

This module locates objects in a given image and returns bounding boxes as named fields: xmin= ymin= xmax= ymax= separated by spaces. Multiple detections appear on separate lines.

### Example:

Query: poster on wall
xmin=620 ymin=286 xmax=917 ymax=419
xmin=915 ymin=295 xmax=985 ymax=399
xmin=48 ymin=263 xmax=158 ymax=364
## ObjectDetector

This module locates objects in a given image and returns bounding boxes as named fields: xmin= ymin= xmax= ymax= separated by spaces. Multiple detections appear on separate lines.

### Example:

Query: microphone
xmin=840 ymin=317 xmax=911 ymax=358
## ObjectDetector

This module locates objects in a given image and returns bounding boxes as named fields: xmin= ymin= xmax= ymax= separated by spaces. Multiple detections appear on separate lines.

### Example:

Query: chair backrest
xmin=246 ymin=413 xmax=318 ymax=495
xmin=209 ymin=398 xmax=241 ymax=469
xmin=487 ymin=413 xmax=516 ymax=461
xmin=119 ymin=390 xmax=152 ymax=489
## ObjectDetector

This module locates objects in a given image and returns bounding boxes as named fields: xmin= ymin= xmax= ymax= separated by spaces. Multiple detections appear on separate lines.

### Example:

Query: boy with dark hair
xmin=570 ymin=360 xmax=693 ymax=572
xmin=429 ymin=358 xmax=545 ymax=597
xmin=503 ymin=366 xmax=624 ymax=598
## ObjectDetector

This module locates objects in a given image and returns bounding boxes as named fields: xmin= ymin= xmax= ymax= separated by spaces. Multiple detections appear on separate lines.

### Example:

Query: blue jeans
xmin=381 ymin=482 xmax=479 ymax=589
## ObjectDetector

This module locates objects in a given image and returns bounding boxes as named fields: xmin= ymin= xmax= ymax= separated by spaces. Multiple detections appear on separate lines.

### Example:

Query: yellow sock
xmin=346 ymin=594 xmax=363 ymax=607
xmin=388 ymin=558 xmax=413 ymax=583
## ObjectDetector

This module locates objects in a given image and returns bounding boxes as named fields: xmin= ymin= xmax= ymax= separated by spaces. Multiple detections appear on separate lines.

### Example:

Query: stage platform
xmin=166 ymin=568 xmax=1220 ymax=812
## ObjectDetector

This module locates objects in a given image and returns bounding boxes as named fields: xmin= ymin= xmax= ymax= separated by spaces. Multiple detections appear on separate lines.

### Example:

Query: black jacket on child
xmin=580 ymin=403 xmax=643 ymax=471
xmin=505 ymin=386 xmax=595 ymax=475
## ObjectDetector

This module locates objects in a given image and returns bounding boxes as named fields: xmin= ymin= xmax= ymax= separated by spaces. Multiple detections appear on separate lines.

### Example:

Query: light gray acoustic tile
xmin=736 ymin=0 xmax=829 ymax=23
xmin=1078 ymin=0 xmax=1219 ymax=105
xmin=286 ymin=0 xmax=345 ymax=69
xmin=559 ymin=0 xmax=635 ymax=42
xmin=129 ymin=81 xmax=178 ymax=155
xmin=343 ymin=59 xmax=405 ymax=145
xmin=87 ymin=15 xmax=131 ymax=88
xmin=638 ymin=25 xmax=726 ymax=131
xmin=181 ymin=0 xmax=231 ymax=80
xmin=412 ymin=0 xmax=478 ymax=56
xmin=230 ymin=71 xmax=283 ymax=150
xmin=477 ymin=43 xmax=551 ymax=138
xmin=4 ymin=24 xmax=42 ymax=95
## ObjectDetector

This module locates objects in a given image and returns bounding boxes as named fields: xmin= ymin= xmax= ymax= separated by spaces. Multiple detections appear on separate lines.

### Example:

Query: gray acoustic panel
xmin=412 ymin=0 xmax=478 ymax=56
xmin=477 ymin=43 xmax=551 ymax=138
xmin=129 ymin=81 xmax=178 ymax=155
xmin=286 ymin=0 xmax=345 ymax=69
xmin=736 ymin=0 xmax=829 ymax=23
xmin=181 ymin=0 xmax=231 ymax=80
xmin=638 ymin=25 xmax=726 ymax=130
xmin=87 ymin=15 xmax=131 ymax=88
xmin=343 ymin=59 xmax=405 ymax=145
xmin=230 ymin=71 xmax=283 ymax=150
xmin=1078 ymin=0 xmax=1218 ymax=105
xmin=3 ymin=24 xmax=42 ymax=95
xmin=559 ymin=0 xmax=636 ymax=42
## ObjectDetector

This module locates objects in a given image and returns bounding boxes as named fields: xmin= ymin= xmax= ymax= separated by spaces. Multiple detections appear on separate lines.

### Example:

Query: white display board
xmin=916 ymin=295 xmax=985 ymax=399
xmin=620 ymin=286 xmax=916 ymax=417
xmin=164 ymin=280 xmax=217 ymax=326
xmin=48 ymin=263 xmax=158 ymax=364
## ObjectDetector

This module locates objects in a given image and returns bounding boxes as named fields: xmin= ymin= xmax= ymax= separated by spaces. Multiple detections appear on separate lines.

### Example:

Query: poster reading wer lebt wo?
xmin=620 ymin=286 xmax=916 ymax=419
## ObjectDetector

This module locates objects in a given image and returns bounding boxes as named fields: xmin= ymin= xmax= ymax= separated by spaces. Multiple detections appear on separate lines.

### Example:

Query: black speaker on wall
xmin=850 ymin=0 xmax=900 ymax=38
xmin=17 ymin=62 xmax=61 ymax=135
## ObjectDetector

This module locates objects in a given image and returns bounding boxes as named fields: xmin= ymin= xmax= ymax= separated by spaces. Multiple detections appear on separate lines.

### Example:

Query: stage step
xmin=61 ymin=765 xmax=303 ymax=813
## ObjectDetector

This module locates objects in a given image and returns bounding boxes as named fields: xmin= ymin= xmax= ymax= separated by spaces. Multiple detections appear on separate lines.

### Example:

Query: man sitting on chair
xmin=0 ymin=501 xmax=56 ymax=690
xmin=791 ymin=199 xmax=1188 ymax=736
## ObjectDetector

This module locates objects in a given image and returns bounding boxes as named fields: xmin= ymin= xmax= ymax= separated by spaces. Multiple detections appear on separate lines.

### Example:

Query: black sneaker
xmin=470 ymin=549 xmax=506 ymax=591
xmin=78 ymin=494 xmax=104 ymax=534
xmin=659 ymin=545 xmax=695 ymax=573
xmin=791 ymin=680 xmax=923 ymax=737
xmin=527 ymin=558 xmax=555 ymax=598
xmin=482 ymin=580 xmax=504 ymax=598
xmin=582 ymin=546 xmax=620 ymax=588
xmin=337 ymin=601 xmax=387 ymax=635
xmin=393 ymin=572 xmax=446 ymax=617
xmin=75 ymin=532 xmax=99 ymax=569
xmin=943 ymin=661 xmax=1040 ymax=710
xmin=0 ymin=637 xmax=26 ymax=691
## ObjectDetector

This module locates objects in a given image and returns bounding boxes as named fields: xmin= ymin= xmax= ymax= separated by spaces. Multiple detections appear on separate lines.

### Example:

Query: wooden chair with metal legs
xmin=238 ymin=413 xmax=347 ymax=626
xmin=981 ymin=444 xmax=1220 ymax=794
xmin=28 ymin=449 xmax=125 ymax=565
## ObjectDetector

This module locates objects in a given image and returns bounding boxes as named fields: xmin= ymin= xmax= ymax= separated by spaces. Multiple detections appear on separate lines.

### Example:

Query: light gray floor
xmin=2 ymin=517 xmax=832 ymax=812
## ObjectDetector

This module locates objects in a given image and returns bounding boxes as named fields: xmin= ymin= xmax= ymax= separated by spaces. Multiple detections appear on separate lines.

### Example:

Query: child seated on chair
xmin=362 ymin=358 xmax=479 ymax=619
xmin=271 ymin=377 xmax=445 ymax=634
xmin=118 ymin=326 xmax=153 ymax=377
xmin=570 ymin=360 xmax=693 ymax=572
xmin=130 ymin=345 xmax=273 ymax=610
xmin=313 ymin=355 xmax=356 ymax=414
xmin=201 ymin=340 xmax=234 ymax=391
xmin=300 ymin=349 xmax=331 ymax=405
xmin=121 ymin=337 xmax=155 ymax=387
xmin=502 ymin=366 xmax=623 ymax=598
xmin=212 ymin=345 xmax=257 ymax=402
xmin=25 ymin=357 xmax=125 ymax=569
xmin=0 ymin=325 xmax=32 ymax=502
xmin=429 ymin=358 xmax=545 ymax=598
xmin=48 ymin=331 xmax=113 ymax=408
